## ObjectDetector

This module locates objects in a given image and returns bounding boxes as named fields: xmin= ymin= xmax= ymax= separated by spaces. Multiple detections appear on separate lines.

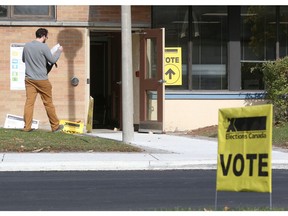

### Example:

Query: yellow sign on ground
xmin=216 ymin=104 xmax=273 ymax=193
xmin=60 ymin=120 xmax=84 ymax=134
xmin=164 ymin=47 xmax=182 ymax=85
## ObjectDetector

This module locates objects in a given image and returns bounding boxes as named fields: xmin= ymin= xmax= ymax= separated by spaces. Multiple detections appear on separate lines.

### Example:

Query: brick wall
xmin=0 ymin=27 xmax=32 ymax=126
xmin=57 ymin=6 xmax=90 ymax=22
xmin=0 ymin=26 xmax=86 ymax=130
xmin=57 ymin=6 xmax=151 ymax=25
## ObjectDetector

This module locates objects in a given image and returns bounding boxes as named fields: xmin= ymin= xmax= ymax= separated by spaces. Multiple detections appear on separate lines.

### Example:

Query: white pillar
xmin=121 ymin=5 xmax=134 ymax=143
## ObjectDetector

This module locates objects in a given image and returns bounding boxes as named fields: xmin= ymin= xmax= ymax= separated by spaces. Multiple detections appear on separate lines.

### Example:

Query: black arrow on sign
xmin=165 ymin=68 xmax=176 ymax=79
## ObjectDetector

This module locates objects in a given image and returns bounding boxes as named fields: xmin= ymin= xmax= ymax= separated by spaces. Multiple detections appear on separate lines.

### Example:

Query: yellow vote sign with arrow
xmin=164 ymin=47 xmax=182 ymax=85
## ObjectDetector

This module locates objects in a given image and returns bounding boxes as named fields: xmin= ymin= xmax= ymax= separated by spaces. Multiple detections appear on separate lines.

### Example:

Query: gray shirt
xmin=22 ymin=40 xmax=61 ymax=80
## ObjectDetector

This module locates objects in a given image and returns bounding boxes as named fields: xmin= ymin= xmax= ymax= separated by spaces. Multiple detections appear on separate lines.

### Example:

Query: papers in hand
xmin=50 ymin=43 xmax=60 ymax=55
xmin=47 ymin=43 xmax=60 ymax=66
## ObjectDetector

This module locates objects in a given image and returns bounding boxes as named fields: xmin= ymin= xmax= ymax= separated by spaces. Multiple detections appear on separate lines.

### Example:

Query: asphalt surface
xmin=1 ymin=130 xmax=288 ymax=171
xmin=2 ymin=170 xmax=288 ymax=211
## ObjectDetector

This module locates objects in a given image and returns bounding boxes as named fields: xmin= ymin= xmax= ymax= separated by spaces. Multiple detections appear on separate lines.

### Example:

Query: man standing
xmin=22 ymin=28 xmax=63 ymax=132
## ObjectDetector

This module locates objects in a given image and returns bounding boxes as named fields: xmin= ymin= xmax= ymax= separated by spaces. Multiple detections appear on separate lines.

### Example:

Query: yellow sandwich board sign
xmin=59 ymin=120 xmax=84 ymax=134
xmin=164 ymin=47 xmax=182 ymax=85
xmin=86 ymin=96 xmax=94 ymax=133
xmin=216 ymin=104 xmax=273 ymax=193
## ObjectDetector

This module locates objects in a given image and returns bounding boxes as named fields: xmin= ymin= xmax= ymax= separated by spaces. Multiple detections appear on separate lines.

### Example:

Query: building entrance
xmin=90 ymin=31 xmax=122 ymax=129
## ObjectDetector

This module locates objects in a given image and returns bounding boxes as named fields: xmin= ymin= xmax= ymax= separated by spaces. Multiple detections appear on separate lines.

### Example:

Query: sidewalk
xmin=1 ymin=130 xmax=288 ymax=171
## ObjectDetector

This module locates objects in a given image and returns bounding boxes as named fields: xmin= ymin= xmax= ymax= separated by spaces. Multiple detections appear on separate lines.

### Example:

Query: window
xmin=279 ymin=7 xmax=288 ymax=58
xmin=0 ymin=5 xmax=55 ymax=20
xmin=191 ymin=6 xmax=227 ymax=90
xmin=153 ymin=6 xmax=227 ymax=90
xmin=153 ymin=6 xmax=288 ymax=91
xmin=0 ymin=6 xmax=7 ymax=17
xmin=241 ymin=6 xmax=276 ymax=90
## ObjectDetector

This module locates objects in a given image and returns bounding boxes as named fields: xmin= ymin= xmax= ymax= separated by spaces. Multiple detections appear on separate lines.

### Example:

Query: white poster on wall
xmin=10 ymin=43 xmax=25 ymax=90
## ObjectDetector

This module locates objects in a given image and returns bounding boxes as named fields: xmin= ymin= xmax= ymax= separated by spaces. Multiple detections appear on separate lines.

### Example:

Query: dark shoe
xmin=23 ymin=128 xmax=35 ymax=132
xmin=53 ymin=124 xmax=64 ymax=133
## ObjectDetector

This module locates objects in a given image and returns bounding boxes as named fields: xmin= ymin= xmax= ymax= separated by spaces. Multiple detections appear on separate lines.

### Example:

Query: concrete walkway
xmin=1 ymin=130 xmax=288 ymax=171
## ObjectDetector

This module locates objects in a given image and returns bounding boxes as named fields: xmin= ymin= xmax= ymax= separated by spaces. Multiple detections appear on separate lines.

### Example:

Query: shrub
xmin=262 ymin=56 xmax=288 ymax=124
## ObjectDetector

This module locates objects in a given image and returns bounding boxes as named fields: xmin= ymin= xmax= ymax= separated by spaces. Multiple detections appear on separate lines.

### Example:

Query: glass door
xmin=139 ymin=28 xmax=165 ymax=133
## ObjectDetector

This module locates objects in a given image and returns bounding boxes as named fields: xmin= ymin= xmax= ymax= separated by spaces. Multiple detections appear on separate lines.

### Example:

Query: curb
xmin=1 ymin=159 xmax=288 ymax=171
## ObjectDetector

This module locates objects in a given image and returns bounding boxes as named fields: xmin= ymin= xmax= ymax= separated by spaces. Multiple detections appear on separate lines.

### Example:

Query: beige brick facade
xmin=0 ymin=6 xmax=150 ymax=129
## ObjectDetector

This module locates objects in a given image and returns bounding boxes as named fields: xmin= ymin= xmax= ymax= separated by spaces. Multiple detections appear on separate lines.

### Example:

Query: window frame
xmin=0 ymin=5 xmax=56 ymax=21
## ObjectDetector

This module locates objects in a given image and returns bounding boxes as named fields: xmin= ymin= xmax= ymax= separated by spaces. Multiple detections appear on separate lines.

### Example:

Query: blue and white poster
xmin=10 ymin=43 xmax=25 ymax=90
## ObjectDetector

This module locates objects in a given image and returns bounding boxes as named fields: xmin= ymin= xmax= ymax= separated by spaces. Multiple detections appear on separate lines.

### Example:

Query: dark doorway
xmin=90 ymin=32 xmax=121 ymax=129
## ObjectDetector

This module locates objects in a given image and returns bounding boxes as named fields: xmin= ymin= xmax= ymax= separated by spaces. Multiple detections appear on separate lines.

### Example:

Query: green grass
xmin=1 ymin=123 xmax=288 ymax=152
xmin=0 ymin=128 xmax=142 ymax=153
xmin=273 ymin=123 xmax=288 ymax=148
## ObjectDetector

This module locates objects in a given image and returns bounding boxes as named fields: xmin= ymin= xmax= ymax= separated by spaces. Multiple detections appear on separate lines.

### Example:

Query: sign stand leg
xmin=270 ymin=193 xmax=272 ymax=210
xmin=215 ymin=190 xmax=218 ymax=211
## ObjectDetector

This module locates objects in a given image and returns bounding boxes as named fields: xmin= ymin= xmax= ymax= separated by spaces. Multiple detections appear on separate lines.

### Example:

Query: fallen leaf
xmin=32 ymin=148 xmax=44 ymax=153
xmin=224 ymin=206 xmax=230 ymax=211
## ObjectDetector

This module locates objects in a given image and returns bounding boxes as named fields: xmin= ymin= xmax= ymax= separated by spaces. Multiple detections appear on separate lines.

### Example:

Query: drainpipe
xmin=121 ymin=5 xmax=134 ymax=143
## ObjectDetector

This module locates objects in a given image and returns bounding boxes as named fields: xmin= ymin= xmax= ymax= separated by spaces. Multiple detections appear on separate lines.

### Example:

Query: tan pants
xmin=23 ymin=78 xmax=60 ymax=132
